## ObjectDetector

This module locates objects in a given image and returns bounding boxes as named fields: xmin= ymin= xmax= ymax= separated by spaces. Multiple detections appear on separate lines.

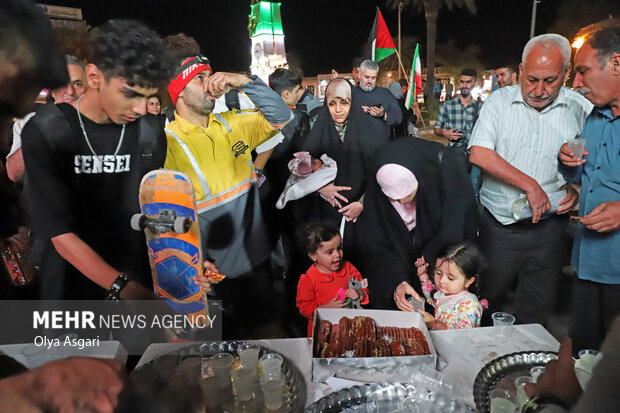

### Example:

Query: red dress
xmin=296 ymin=261 xmax=370 ymax=337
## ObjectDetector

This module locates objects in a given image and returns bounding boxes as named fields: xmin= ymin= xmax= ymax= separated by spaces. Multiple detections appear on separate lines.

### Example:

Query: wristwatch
xmin=106 ymin=272 xmax=130 ymax=301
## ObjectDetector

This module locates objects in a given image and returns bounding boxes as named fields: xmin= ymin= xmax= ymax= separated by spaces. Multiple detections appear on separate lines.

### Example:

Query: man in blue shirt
xmin=559 ymin=22 xmax=620 ymax=352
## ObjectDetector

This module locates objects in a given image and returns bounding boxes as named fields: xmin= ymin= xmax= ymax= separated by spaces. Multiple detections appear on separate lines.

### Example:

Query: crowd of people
xmin=0 ymin=0 xmax=619 ymax=411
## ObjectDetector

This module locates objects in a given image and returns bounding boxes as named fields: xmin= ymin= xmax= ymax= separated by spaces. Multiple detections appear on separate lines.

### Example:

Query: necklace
xmin=76 ymin=95 xmax=125 ymax=157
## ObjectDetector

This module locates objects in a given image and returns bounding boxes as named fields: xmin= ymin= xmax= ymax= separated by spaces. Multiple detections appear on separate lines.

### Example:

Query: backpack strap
xmin=225 ymin=89 xmax=241 ymax=111
xmin=29 ymin=104 xmax=75 ymax=154
xmin=137 ymin=114 xmax=167 ymax=173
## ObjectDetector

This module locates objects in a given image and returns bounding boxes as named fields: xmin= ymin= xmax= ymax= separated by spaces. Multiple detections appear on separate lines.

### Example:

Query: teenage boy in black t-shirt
xmin=21 ymin=20 xmax=173 ymax=300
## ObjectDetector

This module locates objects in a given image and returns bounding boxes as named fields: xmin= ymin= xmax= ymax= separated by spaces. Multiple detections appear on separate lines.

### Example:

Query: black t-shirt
xmin=21 ymin=103 xmax=152 ymax=299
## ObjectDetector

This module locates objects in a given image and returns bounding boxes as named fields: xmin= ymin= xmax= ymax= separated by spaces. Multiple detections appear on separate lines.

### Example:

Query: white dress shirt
xmin=469 ymin=85 xmax=593 ymax=225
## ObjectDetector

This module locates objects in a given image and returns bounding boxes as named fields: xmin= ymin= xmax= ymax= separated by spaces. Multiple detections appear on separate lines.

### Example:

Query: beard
xmin=460 ymin=88 xmax=471 ymax=97
xmin=359 ymin=83 xmax=375 ymax=92
xmin=189 ymin=95 xmax=215 ymax=116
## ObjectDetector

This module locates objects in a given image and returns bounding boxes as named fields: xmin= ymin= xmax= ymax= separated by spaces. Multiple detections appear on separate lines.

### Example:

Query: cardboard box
xmin=311 ymin=308 xmax=437 ymax=382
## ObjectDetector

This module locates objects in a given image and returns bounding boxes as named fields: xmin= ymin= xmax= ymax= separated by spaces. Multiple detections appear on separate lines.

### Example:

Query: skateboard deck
xmin=133 ymin=169 xmax=208 ymax=324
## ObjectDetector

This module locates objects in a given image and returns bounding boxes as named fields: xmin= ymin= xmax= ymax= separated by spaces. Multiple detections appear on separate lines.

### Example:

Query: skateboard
xmin=131 ymin=169 xmax=211 ymax=324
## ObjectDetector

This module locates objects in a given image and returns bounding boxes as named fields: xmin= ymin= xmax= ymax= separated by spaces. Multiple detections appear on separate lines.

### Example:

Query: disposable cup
xmin=574 ymin=366 xmax=593 ymax=390
xmin=515 ymin=375 xmax=534 ymax=406
xmin=208 ymin=353 xmax=233 ymax=381
xmin=489 ymin=389 xmax=516 ymax=413
xmin=491 ymin=312 xmax=515 ymax=343
xmin=259 ymin=353 xmax=283 ymax=379
xmin=530 ymin=366 xmax=545 ymax=383
xmin=232 ymin=366 xmax=256 ymax=402
xmin=261 ymin=376 xmax=284 ymax=410
xmin=238 ymin=343 xmax=260 ymax=371
xmin=576 ymin=349 xmax=600 ymax=374
xmin=567 ymin=138 xmax=586 ymax=159
xmin=201 ymin=375 xmax=227 ymax=411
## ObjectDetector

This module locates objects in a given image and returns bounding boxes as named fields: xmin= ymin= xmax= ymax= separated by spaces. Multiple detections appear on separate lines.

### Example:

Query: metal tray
xmin=131 ymin=341 xmax=306 ymax=412
xmin=473 ymin=351 xmax=558 ymax=413
xmin=306 ymin=382 xmax=476 ymax=413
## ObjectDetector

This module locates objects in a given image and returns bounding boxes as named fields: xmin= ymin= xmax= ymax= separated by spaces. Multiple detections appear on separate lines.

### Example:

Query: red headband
xmin=167 ymin=56 xmax=212 ymax=106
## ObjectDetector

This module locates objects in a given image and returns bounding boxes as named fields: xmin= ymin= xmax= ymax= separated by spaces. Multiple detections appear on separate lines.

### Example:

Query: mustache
xmin=577 ymin=87 xmax=591 ymax=95
xmin=527 ymin=93 xmax=550 ymax=100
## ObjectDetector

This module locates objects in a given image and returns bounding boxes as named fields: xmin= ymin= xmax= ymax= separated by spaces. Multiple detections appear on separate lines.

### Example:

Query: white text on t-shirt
xmin=74 ymin=154 xmax=131 ymax=174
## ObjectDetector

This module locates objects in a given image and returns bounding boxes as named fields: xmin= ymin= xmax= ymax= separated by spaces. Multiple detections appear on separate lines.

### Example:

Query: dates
xmin=313 ymin=316 xmax=430 ymax=358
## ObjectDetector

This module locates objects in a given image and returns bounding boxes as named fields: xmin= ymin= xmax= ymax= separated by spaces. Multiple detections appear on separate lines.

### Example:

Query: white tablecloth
xmin=1 ymin=340 xmax=128 ymax=369
xmin=135 ymin=324 xmax=560 ymax=407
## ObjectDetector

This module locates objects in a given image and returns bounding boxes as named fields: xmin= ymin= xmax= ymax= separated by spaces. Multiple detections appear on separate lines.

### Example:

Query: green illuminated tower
xmin=248 ymin=1 xmax=287 ymax=80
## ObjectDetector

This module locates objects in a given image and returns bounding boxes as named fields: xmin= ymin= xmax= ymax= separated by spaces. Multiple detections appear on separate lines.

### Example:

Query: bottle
xmin=512 ymin=190 xmax=568 ymax=221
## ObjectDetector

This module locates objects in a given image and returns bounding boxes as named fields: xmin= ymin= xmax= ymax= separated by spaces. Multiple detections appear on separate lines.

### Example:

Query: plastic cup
xmin=491 ymin=312 xmax=515 ymax=343
xmin=567 ymin=138 xmax=586 ymax=159
xmin=574 ymin=366 xmax=593 ymax=390
xmin=238 ymin=343 xmax=260 ymax=371
xmin=576 ymin=349 xmax=600 ymax=374
xmin=515 ymin=376 xmax=534 ymax=406
xmin=489 ymin=389 xmax=517 ymax=413
xmin=261 ymin=376 xmax=284 ymax=410
xmin=530 ymin=366 xmax=545 ymax=383
xmin=200 ymin=375 xmax=227 ymax=412
xmin=232 ymin=366 xmax=256 ymax=402
xmin=208 ymin=353 xmax=233 ymax=382
xmin=259 ymin=353 xmax=283 ymax=380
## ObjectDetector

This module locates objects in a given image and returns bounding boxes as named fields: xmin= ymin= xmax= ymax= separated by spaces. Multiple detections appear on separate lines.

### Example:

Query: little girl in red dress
xmin=296 ymin=224 xmax=369 ymax=337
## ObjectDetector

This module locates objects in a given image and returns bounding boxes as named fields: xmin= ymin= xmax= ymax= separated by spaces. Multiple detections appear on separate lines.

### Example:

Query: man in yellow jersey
xmin=165 ymin=55 xmax=293 ymax=338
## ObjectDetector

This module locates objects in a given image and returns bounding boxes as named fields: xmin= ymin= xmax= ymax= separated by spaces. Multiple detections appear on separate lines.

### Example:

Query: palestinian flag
xmin=364 ymin=7 xmax=396 ymax=62
xmin=405 ymin=44 xmax=423 ymax=110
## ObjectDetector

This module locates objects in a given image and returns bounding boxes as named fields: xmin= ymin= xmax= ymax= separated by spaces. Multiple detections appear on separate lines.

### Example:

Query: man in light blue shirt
xmin=469 ymin=34 xmax=592 ymax=325
xmin=558 ymin=22 xmax=620 ymax=352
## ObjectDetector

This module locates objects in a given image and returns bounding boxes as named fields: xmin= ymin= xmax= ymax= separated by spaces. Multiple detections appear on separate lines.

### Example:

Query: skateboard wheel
xmin=130 ymin=214 xmax=146 ymax=231
xmin=173 ymin=217 xmax=191 ymax=234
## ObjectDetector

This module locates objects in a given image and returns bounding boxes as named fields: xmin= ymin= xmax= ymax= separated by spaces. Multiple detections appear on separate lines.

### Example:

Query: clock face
xmin=254 ymin=43 xmax=264 ymax=61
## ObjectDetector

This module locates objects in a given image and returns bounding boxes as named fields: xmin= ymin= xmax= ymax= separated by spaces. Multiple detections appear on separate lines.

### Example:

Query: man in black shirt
xmin=21 ymin=20 xmax=172 ymax=300
xmin=354 ymin=59 xmax=402 ymax=140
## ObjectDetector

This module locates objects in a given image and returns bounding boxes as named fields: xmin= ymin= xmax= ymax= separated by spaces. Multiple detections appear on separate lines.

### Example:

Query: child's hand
xmin=320 ymin=296 xmax=347 ymax=308
xmin=344 ymin=288 xmax=359 ymax=300
xmin=417 ymin=310 xmax=435 ymax=323
xmin=414 ymin=257 xmax=426 ymax=268
xmin=416 ymin=262 xmax=430 ymax=278
xmin=394 ymin=281 xmax=423 ymax=312
xmin=194 ymin=261 xmax=226 ymax=292
xmin=203 ymin=260 xmax=226 ymax=282
xmin=193 ymin=275 xmax=213 ymax=292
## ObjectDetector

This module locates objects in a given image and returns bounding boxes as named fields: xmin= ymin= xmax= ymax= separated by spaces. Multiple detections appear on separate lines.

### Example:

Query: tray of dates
xmin=311 ymin=309 xmax=436 ymax=383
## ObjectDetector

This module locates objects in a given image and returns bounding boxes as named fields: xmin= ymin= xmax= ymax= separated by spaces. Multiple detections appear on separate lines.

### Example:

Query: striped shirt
xmin=469 ymin=85 xmax=593 ymax=225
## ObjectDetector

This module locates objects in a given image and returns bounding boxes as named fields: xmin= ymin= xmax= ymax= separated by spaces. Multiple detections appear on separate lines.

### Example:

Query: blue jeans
xmin=470 ymin=165 xmax=481 ymax=201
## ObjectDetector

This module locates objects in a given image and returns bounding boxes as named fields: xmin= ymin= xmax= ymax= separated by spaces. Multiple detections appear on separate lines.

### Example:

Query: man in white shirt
xmin=469 ymin=34 xmax=593 ymax=325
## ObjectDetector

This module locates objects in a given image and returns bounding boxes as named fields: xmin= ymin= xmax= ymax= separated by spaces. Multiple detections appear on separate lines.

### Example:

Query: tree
xmin=435 ymin=40 xmax=485 ymax=82
xmin=387 ymin=0 xmax=477 ymax=106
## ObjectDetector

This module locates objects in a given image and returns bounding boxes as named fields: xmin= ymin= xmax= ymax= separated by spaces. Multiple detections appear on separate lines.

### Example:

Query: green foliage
xmin=435 ymin=40 xmax=485 ymax=81
xmin=425 ymin=99 xmax=440 ymax=122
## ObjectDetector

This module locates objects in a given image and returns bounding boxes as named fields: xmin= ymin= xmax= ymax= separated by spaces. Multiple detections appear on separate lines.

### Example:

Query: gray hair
xmin=66 ymin=55 xmax=85 ymax=70
xmin=360 ymin=59 xmax=379 ymax=73
xmin=589 ymin=23 xmax=620 ymax=69
xmin=522 ymin=34 xmax=571 ymax=71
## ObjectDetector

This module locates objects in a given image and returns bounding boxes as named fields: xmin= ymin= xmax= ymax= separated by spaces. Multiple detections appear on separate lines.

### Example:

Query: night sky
xmin=43 ymin=0 xmax=619 ymax=75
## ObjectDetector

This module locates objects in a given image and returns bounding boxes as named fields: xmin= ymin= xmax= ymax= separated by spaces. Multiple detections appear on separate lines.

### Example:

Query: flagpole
xmin=398 ymin=2 xmax=403 ymax=79
xmin=393 ymin=49 xmax=409 ymax=81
